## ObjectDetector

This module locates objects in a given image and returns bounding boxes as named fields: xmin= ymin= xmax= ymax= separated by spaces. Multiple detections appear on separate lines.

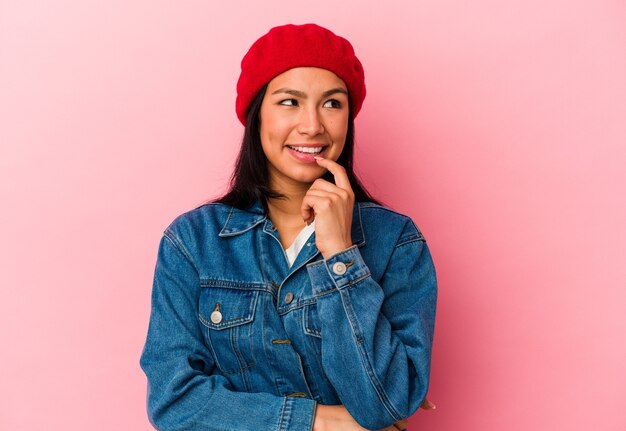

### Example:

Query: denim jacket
xmin=140 ymin=198 xmax=437 ymax=431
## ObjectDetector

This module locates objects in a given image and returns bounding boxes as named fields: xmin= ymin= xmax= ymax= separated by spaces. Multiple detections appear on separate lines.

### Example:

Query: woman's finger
xmin=394 ymin=419 xmax=408 ymax=429
xmin=420 ymin=398 xmax=436 ymax=410
xmin=307 ymin=177 xmax=345 ymax=194
xmin=313 ymin=156 xmax=351 ymax=191
xmin=300 ymin=190 xmax=343 ymax=223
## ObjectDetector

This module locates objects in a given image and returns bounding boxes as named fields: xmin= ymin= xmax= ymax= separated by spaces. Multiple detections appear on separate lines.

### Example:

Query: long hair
xmin=211 ymin=84 xmax=384 ymax=214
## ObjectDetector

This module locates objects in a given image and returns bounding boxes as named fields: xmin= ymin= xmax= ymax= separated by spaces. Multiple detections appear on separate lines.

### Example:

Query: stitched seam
xmin=357 ymin=204 xmax=412 ymax=220
xmin=339 ymin=289 xmax=402 ymax=421
xmin=199 ymin=314 xmax=254 ymax=329
xmin=277 ymin=397 xmax=288 ymax=431
xmin=303 ymin=305 xmax=322 ymax=338
xmin=309 ymin=402 xmax=317 ymax=431
xmin=200 ymin=279 xmax=274 ymax=289
xmin=355 ymin=338 xmax=403 ymax=420
xmin=163 ymin=230 xmax=195 ymax=265
xmin=231 ymin=324 xmax=256 ymax=377
xmin=219 ymin=206 xmax=236 ymax=235
xmin=305 ymin=326 xmax=321 ymax=336
xmin=396 ymin=237 xmax=423 ymax=248
xmin=202 ymin=323 xmax=255 ymax=376
xmin=276 ymin=293 xmax=317 ymax=315
xmin=314 ymin=272 xmax=371 ymax=297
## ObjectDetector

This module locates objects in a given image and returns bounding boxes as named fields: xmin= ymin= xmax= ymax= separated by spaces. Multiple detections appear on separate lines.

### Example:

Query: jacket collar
xmin=219 ymin=198 xmax=365 ymax=246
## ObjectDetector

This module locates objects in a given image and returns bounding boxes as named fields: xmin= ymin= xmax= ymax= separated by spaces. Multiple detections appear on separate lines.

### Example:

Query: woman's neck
xmin=267 ymin=194 xmax=307 ymax=229
xmin=267 ymin=177 xmax=311 ymax=229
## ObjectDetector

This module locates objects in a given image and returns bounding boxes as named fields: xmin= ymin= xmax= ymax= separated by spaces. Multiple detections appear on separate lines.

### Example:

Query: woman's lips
xmin=286 ymin=146 xmax=328 ymax=163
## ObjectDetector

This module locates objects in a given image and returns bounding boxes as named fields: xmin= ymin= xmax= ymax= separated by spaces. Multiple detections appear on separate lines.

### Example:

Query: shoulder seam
xmin=163 ymin=229 xmax=196 ymax=267
xmin=358 ymin=203 xmax=409 ymax=218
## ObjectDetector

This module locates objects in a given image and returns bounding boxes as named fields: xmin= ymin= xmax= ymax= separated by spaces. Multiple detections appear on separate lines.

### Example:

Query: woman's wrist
xmin=321 ymin=242 xmax=353 ymax=260
xmin=313 ymin=405 xmax=345 ymax=431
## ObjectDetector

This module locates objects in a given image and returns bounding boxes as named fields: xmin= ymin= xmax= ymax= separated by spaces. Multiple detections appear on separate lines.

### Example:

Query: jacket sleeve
xmin=305 ymin=218 xmax=437 ymax=430
xmin=139 ymin=231 xmax=316 ymax=431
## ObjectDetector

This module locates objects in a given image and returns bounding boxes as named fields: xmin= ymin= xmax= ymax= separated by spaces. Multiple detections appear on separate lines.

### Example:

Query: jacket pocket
xmin=303 ymin=302 xmax=322 ymax=338
xmin=198 ymin=286 xmax=259 ymax=375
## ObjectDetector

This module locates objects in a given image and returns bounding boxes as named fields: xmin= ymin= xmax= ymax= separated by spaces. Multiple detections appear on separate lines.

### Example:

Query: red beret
xmin=236 ymin=23 xmax=366 ymax=125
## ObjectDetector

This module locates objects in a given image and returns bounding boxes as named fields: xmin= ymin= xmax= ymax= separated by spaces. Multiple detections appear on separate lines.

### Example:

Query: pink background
xmin=1 ymin=1 xmax=625 ymax=429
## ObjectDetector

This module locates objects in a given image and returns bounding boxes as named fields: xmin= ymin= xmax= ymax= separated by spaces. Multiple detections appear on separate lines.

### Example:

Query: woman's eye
xmin=323 ymin=99 xmax=342 ymax=109
xmin=279 ymin=99 xmax=298 ymax=107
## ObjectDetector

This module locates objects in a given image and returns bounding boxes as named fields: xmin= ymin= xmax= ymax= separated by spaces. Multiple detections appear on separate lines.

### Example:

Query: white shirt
xmin=284 ymin=220 xmax=316 ymax=267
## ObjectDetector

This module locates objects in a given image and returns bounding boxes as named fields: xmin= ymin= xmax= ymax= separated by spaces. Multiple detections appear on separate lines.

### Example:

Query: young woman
xmin=140 ymin=23 xmax=437 ymax=431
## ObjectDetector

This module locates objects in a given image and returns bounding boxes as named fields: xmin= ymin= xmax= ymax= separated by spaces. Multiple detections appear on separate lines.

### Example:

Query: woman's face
xmin=259 ymin=67 xmax=350 ymax=188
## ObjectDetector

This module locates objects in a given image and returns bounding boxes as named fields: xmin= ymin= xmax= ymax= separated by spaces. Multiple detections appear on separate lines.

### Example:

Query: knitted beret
xmin=235 ymin=23 xmax=366 ymax=125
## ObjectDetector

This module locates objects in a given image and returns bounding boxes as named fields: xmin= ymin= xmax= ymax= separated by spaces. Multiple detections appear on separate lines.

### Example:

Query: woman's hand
xmin=312 ymin=399 xmax=435 ymax=431
xmin=420 ymin=397 xmax=436 ymax=410
xmin=301 ymin=156 xmax=354 ymax=260
xmin=312 ymin=405 xmax=408 ymax=431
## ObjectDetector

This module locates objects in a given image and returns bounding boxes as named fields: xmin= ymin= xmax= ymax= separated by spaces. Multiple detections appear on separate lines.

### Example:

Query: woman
xmin=140 ymin=23 xmax=437 ymax=431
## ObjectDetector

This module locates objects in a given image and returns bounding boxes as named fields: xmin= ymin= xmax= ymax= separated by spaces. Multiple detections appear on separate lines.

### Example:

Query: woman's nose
xmin=297 ymin=106 xmax=325 ymax=136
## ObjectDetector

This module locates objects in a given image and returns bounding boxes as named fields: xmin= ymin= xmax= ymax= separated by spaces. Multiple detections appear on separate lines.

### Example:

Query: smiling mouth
xmin=285 ymin=145 xmax=327 ymax=155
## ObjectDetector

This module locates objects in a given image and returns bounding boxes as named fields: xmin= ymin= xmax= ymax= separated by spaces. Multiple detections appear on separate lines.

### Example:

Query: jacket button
xmin=332 ymin=262 xmax=347 ymax=275
xmin=210 ymin=310 xmax=223 ymax=324
xmin=284 ymin=292 xmax=294 ymax=304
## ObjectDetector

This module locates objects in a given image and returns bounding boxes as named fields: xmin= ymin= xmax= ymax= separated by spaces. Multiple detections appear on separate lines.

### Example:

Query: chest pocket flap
xmin=199 ymin=287 xmax=259 ymax=330
xmin=198 ymin=286 xmax=260 ymax=375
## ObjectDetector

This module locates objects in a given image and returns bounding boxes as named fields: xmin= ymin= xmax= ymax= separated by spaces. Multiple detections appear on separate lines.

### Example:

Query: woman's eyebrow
xmin=271 ymin=88 xmax=348 ymax=98
xmin=271 ymin=88 xmax=306 ymax=97
xmin=321 ymin=88 xmax=348 ymax=98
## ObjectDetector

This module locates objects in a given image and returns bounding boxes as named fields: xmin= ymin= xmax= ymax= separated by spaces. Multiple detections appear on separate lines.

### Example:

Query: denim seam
xmin=339 ymin=287 xmax=403 ymax=422
xmin=201 ymin=278 xmax=274 ymax=289
xmin=163 ymin=230 xmax=195 ymax=265
xmin=309 ymin=401 xmax=317 ymax=431
xmin=295 ymin=353 xmax=314 ymax=399
xmin=199 ymin=280 xmax=276 ymax=303
xmin=276 ymin=397 xmax=287 ymax=431
xmin=198 ymin=314 xmax=252 ymax=328
xmin=261 ymin=297 xmax=286 ymax=397
xmin=230 ymin=324 xmax=252 ymax=382
xmin=358 ymin=204 xmax=420 ymax=228
xmin=303 ymin=304 xmax=322 ymax=338
xmin=197 ymin=289 xmax=259 ymax=330
xmin=218 ymin=206 xmax=267 ymax=236
xmin=202 ymin=326 xmax=257 ymax=376
xmin=396 ymin=237 xmax=423 ymax=248
xmin=197 ymin=289 xmax=259 ymax=375
xmin=314 ymin=272 xmax=371 ymax=297
xmin=353 ymin=339 xmax=403 ymax=422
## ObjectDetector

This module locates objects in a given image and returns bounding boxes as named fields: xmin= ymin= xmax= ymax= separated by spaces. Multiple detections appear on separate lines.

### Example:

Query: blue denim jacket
xmin=140 ymin=199 xmax=437 ymax=430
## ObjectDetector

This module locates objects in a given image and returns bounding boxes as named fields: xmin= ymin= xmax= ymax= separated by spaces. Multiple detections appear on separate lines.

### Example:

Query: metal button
xmin=210 ymin=310 xmax=223 ymax=324
xmin=332 ymin=262 xmax=347 ymax=275
xmin=284 ymin=292 xmax=294 ymax=304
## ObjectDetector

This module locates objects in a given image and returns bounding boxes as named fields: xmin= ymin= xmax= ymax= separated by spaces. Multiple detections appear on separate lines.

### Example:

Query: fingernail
xmin=313 ymin=156 xmax=323 ymax=160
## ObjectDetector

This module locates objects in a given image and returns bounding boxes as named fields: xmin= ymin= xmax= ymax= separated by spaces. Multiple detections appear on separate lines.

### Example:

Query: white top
xmin=284 ymin=220 xmax=316 ymax=267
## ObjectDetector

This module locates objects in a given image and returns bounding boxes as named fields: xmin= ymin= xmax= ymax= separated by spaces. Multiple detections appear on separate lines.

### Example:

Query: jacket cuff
xmin=306 ymin=245 xmax=371 ymax=295
xmin=280 ymin=396 xmax=317 ymax=430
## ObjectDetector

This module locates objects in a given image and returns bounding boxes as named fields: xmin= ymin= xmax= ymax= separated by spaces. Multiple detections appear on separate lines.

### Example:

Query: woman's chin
xmin=285 ymin=166 xmax=325 ymax=183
